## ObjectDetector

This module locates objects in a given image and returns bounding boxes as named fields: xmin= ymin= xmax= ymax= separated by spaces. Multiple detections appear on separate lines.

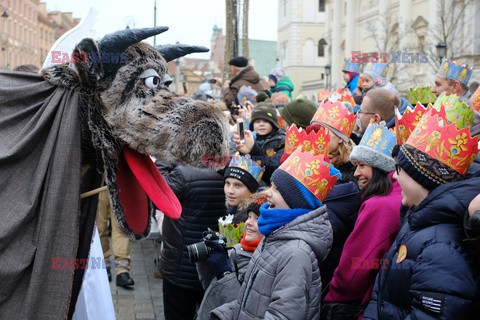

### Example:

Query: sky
xmin=45 ymin=0 xmax=278 ymax=59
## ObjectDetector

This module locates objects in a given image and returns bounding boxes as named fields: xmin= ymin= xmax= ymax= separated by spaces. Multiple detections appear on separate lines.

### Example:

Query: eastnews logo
xmin=351 ymin=51 xmax=429 ymax=64
xmin=51 ymin=51 xmax=129 ymax=64
xmin=51 ymin=256 xmax=107 ymax=270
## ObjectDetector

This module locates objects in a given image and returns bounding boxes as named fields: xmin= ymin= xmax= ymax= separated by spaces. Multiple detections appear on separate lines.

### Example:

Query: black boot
xmin=116 ymin=272 xmax=134 ymax=288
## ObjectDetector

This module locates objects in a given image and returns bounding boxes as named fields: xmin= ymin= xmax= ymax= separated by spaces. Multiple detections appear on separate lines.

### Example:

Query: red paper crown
xmin=405 ymin=108 xmax=478 ymax=176
xmin=279 ymin=148 xmax=339 ymax=202
xmin=329 ymin=88 xmax=356 ymax=106
xmin=284 ymin=124 xmax=330 ymax=158
xmin=311 ymin=100 xmax=356 ymax=139
xmin=395 ymin=102 xmax=446 ymax=145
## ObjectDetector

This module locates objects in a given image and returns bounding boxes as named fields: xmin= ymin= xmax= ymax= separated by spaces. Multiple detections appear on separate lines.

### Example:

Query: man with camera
xmin=155 ymin=160 xmax=226 ymax=320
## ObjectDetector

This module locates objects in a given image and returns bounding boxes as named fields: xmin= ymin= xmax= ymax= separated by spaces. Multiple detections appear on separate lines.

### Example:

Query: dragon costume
xmin=0 ymin=27 xmax=229 ymax=319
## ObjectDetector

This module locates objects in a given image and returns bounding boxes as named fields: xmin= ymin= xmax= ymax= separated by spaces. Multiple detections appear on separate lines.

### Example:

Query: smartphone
xmin=237 ymin=118 xmax=245 ymax=144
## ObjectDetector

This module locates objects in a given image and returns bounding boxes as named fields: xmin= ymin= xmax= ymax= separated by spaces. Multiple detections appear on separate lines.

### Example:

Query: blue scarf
xmin=258 ymin=203 xmax=311 ymax=236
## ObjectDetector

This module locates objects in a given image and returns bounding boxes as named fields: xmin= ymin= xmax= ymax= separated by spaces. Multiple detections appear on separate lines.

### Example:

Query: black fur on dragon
xmin=0 ymin=27 xmax=229 ymax=318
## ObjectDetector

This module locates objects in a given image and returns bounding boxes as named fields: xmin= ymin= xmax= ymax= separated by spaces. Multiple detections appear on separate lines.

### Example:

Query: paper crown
xmin=343 ymin=58 xmax=364 ymax=74
xmin=279 ymin=148 xmax=340 ymax=202
xmin=407 ymin=86 xmax=436 ymax=105
xmin=228 ymin=155 xmax=264 ymax=182
xmin=351 ymin=122 xmax=396 ymax=172
xmin=311 ymin=100 xmax=356 ymax=140
xmin=329 ymin=88 xmax=356 ymax=106
xmin=433 ymin=93 xmax=474 ymax=129
xmin=395 ymin=102 xmax=446 ymax=145
xmin=363 ymin=62 xmax=389 ymax=77
xmin=405 ymin=109 xmax=478 ymax=176
xmin=284 ymin=124 xmax=330 ymax=158
xmin=317 ymin=89 xmax=331 ymax=102
xmin=470 ymin=86 xmax=480 ymax=112
xmin=437 ymin=58 xmax=472 ymax=85
xmin=237 ymin=85 xmax=257 ymax=107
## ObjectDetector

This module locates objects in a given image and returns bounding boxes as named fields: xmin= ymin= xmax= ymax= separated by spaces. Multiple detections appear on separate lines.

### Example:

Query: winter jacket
xmin=223 ymin=66 xmax=265 ymax=108
xmin=196 ymin=243 xmax=254 ymax=320
xmin=269 ymin=76 xmax=295 ymax=99
xmin=211 ymin=205 xmax=333 ymax=320
xmin=321 ymin=181 xmax=361 ymax=294
xmin=363 ymin=177 xmax=480 ymax=320
xmin=465 ymin=209 xmax=480 ymax=317
xmin=156 ymin=161 xmax=226 ymax=290
xmin=325 ymin=173 xmax=401 ymax=307
xmin=248 ymin=129 xmax=286 ymax=184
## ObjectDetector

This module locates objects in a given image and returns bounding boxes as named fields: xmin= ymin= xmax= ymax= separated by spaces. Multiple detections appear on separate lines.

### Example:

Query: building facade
xmin=280 ymin=0 xmax=480 ymax=100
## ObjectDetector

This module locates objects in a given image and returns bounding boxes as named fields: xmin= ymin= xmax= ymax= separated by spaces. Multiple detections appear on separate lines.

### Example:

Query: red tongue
xmin=116 ymin=147 xmax=181 ymax=234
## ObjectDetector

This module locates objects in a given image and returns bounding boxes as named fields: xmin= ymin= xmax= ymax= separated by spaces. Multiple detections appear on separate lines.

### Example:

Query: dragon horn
xmin=155 ymin=44 xmax=209 ymax=62
xmin=99 ymin=26 xmax=169 ymax=55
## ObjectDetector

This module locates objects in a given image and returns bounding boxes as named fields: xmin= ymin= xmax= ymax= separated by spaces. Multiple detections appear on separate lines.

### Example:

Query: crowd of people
xmin=153 ymin=55 xmax=480 ymax=320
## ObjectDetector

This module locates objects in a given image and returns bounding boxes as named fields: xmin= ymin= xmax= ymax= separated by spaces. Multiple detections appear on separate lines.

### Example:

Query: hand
xmin=206 ymin=242 xmax=232 ymax=280
xmin=468 ymin=193 xmax=480 ymax=217
xmin=223 ymin=80 xmax=231 ymax=90
xmin=233 ymin=130 xmax=254 ymax=154
xmin=237 ymin=102 xmax=253 ymax=119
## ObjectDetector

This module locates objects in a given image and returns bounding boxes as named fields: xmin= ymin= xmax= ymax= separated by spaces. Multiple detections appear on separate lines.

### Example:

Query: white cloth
xmin=73 ymin=226 xmax=116 ymax=320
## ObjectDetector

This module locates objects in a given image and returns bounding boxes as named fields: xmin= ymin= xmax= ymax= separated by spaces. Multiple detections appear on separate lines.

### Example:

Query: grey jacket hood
xmin=267 ymin=205 xmax=333 ymax=263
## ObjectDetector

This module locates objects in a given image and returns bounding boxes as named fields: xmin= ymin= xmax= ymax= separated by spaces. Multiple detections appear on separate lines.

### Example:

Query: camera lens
xmin=187 ymin=241 xmax=210 ymax=263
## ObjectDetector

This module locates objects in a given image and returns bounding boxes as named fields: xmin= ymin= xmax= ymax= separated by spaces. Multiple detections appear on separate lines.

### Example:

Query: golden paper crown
xmin=311 ymin=100 xmax=356 ymax=139
xmin=395 ymin=102 xmax=446 ymax=145
xmin=433 ymin=93 xmax=474 ymax=129
xmin=279 ymin=148 xmax=340 ymax=202
xmin=329 ymin=88 xmax=356 ymax=106
xmin=284 ymin=124 xmax=330 ymax=158
xmin=405 ymin=109 xmax=478 ymax=176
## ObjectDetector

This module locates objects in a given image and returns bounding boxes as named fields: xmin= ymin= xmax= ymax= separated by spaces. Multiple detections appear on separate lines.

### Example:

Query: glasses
xmin=395 ymin=164 xmax=402 ymax=175
xmin=357 ymin=110 xmax=376 ymax=115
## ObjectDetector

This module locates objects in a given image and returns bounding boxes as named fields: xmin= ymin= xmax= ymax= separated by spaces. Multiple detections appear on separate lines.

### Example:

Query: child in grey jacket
xmin=211 ymin=148 xmax=341 ymax=320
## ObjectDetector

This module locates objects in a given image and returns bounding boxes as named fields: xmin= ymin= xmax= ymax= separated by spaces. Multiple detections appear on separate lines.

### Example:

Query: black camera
xmin=187 ymin=228 xmax=228 ymax=263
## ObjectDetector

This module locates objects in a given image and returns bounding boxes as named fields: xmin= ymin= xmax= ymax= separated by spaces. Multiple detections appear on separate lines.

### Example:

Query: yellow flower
xmin=305 ymin=160 xmax=321 ymax=176
xmin=329 ymin=106 xmax=339 ymax=118
xmin=448 ymin=132 xmax=468 ymax=154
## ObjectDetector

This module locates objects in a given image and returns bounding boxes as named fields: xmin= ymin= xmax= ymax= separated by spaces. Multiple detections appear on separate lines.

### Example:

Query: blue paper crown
xmin=359 ymin=122 xmax=396 ymax=158
xmin=437 ymin=58 xmax=472 ymax=85
xmin=228 ymin=155 xmax=264 ymax=182
xmin=343 ymin=59 xmax=364 ymax=74
xmin=363 ymin=62 xmax=389 ymax=77
xmin=237 ymin=85 xmax=258 ymax=107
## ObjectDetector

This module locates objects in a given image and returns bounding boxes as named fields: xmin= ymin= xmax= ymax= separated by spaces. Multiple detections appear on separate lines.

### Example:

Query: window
xmin=318 ymin=38 xmax=327 ymax=57
xmin=319 ymin=0 xmax=325 ymax=12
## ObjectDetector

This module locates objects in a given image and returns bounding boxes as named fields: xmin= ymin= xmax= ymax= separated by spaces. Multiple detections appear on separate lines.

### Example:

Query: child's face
xmin=360 ymin=74 xmax=374 ymax=90
xmin=353 ymin=161 xmax=373 ymax=190
xmin=245 ymin=211 xmax=263 ymax=242
xmin=266 ymin=182 xmax=290 ymax=209
xmin=268 ymin=79 xmax=276 ymax=87
xmin=253 ymin=119 xmax=274 ymax=136
xmin=224 ymin=177 xmax=252 ymax=206
xmin=342 ymin=71 xmax=350 ymax=83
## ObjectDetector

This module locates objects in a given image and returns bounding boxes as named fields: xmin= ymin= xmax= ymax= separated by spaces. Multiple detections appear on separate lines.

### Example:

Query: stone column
xmin=345 ymin=0 xmax=356 ymax=59
xmin=331 ymin=0 xmax=342 ymax=88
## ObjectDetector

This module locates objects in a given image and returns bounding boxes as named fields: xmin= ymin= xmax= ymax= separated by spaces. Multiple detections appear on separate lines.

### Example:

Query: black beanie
xmin=270 ymin=169 xmax=320 ymax=209
xmin=396 ymin=144 xmax=463 ymax=191
xmin=250 ymin=103 xmax=279 ymax=131
xmin=246 ymin=194 xmax=268 ymax=216
xmin=224 ymin=167 xmax=259 ymax=193
xmin=228 ymin=56 xmax=249 ymax=68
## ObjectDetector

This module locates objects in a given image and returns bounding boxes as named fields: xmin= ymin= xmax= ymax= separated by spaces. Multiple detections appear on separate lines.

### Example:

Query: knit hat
xmin=395 ymin=109 xmax=478 ymax=191
xmin=271 ymin=148 xmax=341 ymax=209
xmin=349 ymin=122 xmax=396 ymax=173
xmin=280 ymin=98 xmax=317 ymax=129
xmin=268 ymin=67 xmax=286 ymax=84
xmin=250 ymin=102 xmax=279 ymax=131
xmin=224 ymin=156 xmax=264 ymax=193
xmin=246 ymin=194 xmax=268 ymax=216
xmin=228 ymin=56 xmax=249 ymax=68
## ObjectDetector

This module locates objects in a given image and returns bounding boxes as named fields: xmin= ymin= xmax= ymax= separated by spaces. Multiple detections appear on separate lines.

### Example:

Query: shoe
xmin=116 ymin=272 xmax=134 ymax=287
xmin=106 ymin=267 xmax=112 ymax=282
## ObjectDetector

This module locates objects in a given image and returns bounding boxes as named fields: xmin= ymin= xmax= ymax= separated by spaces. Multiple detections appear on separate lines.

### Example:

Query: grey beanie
xmin=269 ymin=67 xmax=286 ymax=83
xmin=349 ymin=145 xmax=395 ymax=173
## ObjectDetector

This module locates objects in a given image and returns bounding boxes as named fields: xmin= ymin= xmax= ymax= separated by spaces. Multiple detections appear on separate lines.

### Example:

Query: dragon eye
xmin=144 ymin=76 xmax=160 ymax=88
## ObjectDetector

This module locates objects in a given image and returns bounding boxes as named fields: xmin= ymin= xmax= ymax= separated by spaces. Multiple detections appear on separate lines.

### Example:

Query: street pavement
xmin=109 ymin=239 xmax=165 ymax=320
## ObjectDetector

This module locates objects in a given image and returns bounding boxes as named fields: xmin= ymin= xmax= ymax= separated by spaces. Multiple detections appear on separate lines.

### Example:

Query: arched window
xmin=318 ymin=38 xmax=327 ymax=57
